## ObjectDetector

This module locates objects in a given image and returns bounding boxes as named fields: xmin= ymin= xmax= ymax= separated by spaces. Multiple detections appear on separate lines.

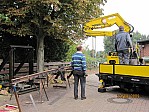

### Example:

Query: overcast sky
xmin=84 ymin=0 xmax=149 ymax=51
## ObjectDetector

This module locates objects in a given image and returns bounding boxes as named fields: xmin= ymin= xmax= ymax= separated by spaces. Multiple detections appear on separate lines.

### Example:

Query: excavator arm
xmin=83 ymin=13 xmax=134 ymax=36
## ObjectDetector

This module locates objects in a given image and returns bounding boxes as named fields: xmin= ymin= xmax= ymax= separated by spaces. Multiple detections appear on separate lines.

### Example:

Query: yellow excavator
xmin=84 ymin=13 xmax=134 ymax=37
xmin=84 ymin=13 xmax=149 ymax=92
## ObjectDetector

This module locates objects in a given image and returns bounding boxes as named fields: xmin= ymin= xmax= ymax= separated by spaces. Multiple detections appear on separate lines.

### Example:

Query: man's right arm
xmin=126 ymin=33 xmax=133 ymax=48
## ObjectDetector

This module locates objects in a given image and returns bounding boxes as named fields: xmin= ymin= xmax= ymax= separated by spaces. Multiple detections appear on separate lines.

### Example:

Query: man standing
xmin=71 ymin=45 xmax=87 ymax=100
xmin=115 ymin=26 xmax=133 ymax=64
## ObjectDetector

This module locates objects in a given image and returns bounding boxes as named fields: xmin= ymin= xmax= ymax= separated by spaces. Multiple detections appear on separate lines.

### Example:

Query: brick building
xmin=137 ymin=39 xmax=149 ymax=64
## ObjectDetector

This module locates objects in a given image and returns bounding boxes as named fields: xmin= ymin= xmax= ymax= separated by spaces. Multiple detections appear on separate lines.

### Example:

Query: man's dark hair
xmin=77 ymin=45 xmax=82 ymax=51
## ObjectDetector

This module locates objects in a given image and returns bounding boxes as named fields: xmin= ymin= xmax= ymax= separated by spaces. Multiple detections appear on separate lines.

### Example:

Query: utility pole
xmin=92 ymin=36 xmax=97 ymax=58
xmin=95 ymin=36 xmax=96 ymax=58
xmin=92 ymin=37 xmax=94 ymax=58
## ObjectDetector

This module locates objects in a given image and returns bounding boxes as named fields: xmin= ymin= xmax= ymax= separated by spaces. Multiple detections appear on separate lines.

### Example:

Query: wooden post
xmin=13 ymin=86 xmax=22 ymax=112
xmin=9 ymin=49 xmax=14 ymax=85
xmin=40 ymin=78 xmax=43 ymax=103
xmin=29 ymin=48 xmax=34 ymax=74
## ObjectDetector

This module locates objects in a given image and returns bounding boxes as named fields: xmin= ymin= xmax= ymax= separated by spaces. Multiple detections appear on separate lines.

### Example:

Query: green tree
xmin=103 ymin=36 xmax=115 ymax=54
xmin=0 ymin=0 xmax=107 ymax=72
xmin=96 ymin=51 xmax=106 ymax=62
xmin=132 ymin=31 xmax=142 ymax=44
xmin=65 ymin=43 xmax=77 ymax=62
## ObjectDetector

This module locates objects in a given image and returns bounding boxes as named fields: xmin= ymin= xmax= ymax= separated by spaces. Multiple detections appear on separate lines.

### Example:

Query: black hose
xmin=125 ymin=22 xmax=134 ymax=33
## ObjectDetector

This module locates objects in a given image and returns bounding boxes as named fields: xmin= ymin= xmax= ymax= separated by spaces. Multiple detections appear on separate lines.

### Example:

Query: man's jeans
xmin=118 ymin=50 xmax=130 ymax=64
xmin=73 ymin=75 xmax=86 ymax=98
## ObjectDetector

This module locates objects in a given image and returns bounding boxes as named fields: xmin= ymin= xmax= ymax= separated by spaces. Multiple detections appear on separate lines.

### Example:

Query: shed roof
xmin=137 ymin=39 xmax=149 ymax=45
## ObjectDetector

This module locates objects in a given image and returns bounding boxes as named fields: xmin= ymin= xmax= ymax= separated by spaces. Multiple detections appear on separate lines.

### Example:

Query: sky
xmin=84 ymin=0 xmax=149 ymax=51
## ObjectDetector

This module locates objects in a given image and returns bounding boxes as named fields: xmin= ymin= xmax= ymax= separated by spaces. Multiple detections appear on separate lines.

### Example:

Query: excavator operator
xmin=115 ymin=26 xmax=133 ymax=64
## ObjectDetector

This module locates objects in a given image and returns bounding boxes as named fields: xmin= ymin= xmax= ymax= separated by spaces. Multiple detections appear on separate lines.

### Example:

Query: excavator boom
xmin=83 ymin=13 xmax=134 ymax=36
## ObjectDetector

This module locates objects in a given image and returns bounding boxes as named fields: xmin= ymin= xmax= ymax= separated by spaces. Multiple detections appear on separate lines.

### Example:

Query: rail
xmin=0 ymin=62 xmax=71 ymax=85
xmin=11 ymin=66 xmax=71 ymax=84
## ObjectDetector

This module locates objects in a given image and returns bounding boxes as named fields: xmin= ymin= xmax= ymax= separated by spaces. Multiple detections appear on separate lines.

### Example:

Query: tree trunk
xmin=37 ymin=36 xmax=44 ymax=72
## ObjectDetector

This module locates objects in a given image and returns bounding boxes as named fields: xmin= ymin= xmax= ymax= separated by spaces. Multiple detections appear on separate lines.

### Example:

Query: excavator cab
xmin=107 ymin=52 xmax=119 ymax=64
